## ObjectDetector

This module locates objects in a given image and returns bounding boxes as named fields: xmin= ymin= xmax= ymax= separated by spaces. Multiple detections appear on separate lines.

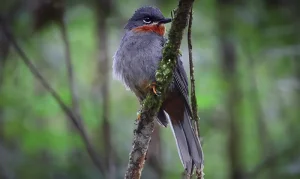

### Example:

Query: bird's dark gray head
xmin=124 ymin=6 xmax=172 ymax=30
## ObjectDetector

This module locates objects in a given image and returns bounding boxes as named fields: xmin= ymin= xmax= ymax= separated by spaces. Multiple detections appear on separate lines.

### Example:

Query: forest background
xmin=0 ymin=0 xmax=299 ymax=178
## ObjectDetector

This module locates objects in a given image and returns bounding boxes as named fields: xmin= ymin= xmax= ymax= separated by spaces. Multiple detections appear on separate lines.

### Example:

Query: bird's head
xmin=124 ymin=6 xmax=172 ymax=36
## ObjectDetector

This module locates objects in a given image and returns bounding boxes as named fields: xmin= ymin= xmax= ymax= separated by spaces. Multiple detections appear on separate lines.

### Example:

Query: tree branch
xmin=188 ymin=6 xmax=198 ymax=125
xmin=187 ymin=6 xmax=204 ymax=179
xmin=95 ymin=0 xmax=115 ymax=178
xmin=0 ymin=17 xmax=105 ymax=174
xmin=124 ymin=0 xmax=195 ymax=178
xmin=59 ymin=20 xmax=82 ymax=125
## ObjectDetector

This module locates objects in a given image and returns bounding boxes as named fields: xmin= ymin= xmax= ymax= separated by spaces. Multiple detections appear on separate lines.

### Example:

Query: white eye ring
xmin=143 ymin=18 xmax=152 ymax=24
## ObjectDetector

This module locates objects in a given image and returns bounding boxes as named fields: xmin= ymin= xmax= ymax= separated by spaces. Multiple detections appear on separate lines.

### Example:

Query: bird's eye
xmin=143 ymin=17 xmax=152 ymax=24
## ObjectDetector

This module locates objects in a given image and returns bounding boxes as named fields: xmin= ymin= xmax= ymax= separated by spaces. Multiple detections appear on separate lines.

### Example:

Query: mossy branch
xmin=124 ymin=0 xmax=195 ymax=178
xmin=187 ymin=6 xmax=204 ymax=179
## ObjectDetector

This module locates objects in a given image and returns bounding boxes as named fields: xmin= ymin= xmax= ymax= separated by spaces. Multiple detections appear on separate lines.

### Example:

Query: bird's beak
xmin=158 ymin=18 xmax=172 ymax=24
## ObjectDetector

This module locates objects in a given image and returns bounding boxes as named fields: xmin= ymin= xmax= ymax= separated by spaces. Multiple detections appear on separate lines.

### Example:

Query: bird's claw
xmin=136 ymin=110 xmax=141 ymax=120
xmin=150 ymin=82 xmax=161 ymax=96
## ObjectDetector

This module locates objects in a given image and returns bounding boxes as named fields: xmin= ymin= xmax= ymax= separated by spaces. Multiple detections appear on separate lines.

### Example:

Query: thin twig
xmin=188 ymin=7 xmax=199 ymax=124
xmin=59 ymin=20 xmax=82 ymax=124
xmin=0 ymin=18 xmax=105 ymax=174
xmin=187 ymin=6 xmax=204 ymax=179
xmin=124 ymin=0 xmax=195 ymax=178
xmin=96 ymin=3 xmax=115 ymax=178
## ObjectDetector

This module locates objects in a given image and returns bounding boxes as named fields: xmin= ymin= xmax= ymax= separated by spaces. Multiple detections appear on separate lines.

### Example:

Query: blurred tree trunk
xmin=217 ymin=1 xmax=244 ymax=178
xmin=94 ymin=1 xmax=115 ymax=178
xmin=0 ymin=27 xmax=9 ymax=143
xmin=0 ymin=22 xmax=10 ymax=179
xmin=0 ymin=5 xmax=21 ymax=177
xmin=0 ymin=5 xmax=16 ymax=146
xmin=273 ymin=0 xmax=300 ymax=159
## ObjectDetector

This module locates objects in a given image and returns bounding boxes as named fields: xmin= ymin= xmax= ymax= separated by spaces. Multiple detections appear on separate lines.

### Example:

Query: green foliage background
xmin=0 ymin=0 xmax=299 ymax=178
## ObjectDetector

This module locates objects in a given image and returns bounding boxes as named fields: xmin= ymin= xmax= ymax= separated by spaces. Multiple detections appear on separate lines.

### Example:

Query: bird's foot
xmin=136 ymin=110 xmax=141 ymax=120
xmin=148 ymin=82 xmax=161 ymax=96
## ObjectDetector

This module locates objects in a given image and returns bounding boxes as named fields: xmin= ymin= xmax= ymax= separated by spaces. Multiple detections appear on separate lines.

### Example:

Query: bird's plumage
xmin=113 ymin=6 xmax=203 ymax=174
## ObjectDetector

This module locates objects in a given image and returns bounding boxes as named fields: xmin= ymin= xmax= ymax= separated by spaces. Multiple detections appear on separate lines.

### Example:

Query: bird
xmin=112 ymin=6 xmax=203 ymax=174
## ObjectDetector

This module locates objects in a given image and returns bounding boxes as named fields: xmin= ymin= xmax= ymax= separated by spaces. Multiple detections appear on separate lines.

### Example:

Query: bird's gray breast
xmin=113 ymin=31 xmax=165 ymax=94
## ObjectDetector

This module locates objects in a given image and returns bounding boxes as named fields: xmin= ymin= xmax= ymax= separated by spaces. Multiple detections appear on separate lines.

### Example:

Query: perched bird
xmin=113 ymin=6 xmax=203 ymax=173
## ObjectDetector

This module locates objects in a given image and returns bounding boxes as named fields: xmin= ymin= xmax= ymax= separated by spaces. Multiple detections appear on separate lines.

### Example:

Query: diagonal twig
xmin=59 ymin=20 xmax=82 ymax=124
xmin=124 ymin=0 xmax=195 ymax=178
xmin=0 ymin=17 xmax=105 ymax=174
xmin=187 ymin=6 xmax=204 ymax=179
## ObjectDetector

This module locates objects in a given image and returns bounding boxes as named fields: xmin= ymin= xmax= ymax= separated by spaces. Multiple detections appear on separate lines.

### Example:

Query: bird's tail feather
xmin=169 ymin=108 xmax=203 ymax=174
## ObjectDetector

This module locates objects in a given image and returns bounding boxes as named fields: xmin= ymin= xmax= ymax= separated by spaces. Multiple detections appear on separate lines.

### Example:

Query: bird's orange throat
xmin=133 ymin=24 xmax=166 ymax=36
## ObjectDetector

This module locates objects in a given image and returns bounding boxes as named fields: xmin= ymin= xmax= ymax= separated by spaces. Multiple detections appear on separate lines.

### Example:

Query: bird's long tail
xmin=168 ymin=107 xmax=203 ymax=174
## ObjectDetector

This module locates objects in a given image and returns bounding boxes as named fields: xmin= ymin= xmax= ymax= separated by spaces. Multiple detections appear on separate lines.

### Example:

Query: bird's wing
xmin=173 ymin=56 xmax=193 ymax=117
